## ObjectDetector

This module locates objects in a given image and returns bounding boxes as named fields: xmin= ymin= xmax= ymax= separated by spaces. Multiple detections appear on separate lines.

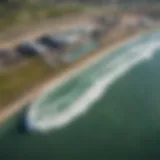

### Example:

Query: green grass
xmin=0 ymin=58 xmax=54 ymax=108
xmin=0 ymin=4 xmax=84 ymax=108
xmin=0 ymin=5 xmax=83 ymax=31
xmin=44 ymin=6 xmax=83 ymax=18
xmin=0 ymin=57 xmax=70 ymax=108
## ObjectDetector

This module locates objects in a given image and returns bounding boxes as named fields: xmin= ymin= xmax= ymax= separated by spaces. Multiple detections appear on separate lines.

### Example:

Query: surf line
xmin=26 ymin=35 xmax=160 ymax=133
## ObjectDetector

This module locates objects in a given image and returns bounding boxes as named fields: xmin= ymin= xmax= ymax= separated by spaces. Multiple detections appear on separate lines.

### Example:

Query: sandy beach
xmin=0 ymin=29 xmax=144 ymax=126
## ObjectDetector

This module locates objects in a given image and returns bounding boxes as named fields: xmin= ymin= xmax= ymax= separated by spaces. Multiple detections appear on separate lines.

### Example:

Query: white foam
xmin=26 ymin=35 xmax=160 ymax=133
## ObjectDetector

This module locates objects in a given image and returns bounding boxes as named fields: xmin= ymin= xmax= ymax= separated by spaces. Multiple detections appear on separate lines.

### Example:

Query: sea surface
xmin=1 ymin=32 xmax=160 ymax=159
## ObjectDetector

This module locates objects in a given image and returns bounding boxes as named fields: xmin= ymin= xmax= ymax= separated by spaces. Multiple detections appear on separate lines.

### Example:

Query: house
xmin=15 ymin=41 xmax=48 ymax=57
xmin=15 ymin=41 xmax=58 ymax=67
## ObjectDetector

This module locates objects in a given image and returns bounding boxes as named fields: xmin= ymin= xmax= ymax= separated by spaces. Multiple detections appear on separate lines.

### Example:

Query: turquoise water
xmin=1 ymin=32 xmax=160 ymax=159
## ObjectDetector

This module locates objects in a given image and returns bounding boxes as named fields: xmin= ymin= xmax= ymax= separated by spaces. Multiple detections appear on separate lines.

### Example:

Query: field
xmin=0 ymin=5 xmax=83 ymax=31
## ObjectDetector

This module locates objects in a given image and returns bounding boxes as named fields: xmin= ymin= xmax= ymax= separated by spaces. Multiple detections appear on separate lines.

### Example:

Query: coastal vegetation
xmin=0 ymin=0 xmax=83 ymax=31
xmin=0 ymin=1 xmax=84 ymax=107
xmin=0 ymin=0 xmax=158 ymax=109
xmin=0 ymin=58 xmax=53 ymax=107
xmin=0 ymin=27 xmax=140 ymax=108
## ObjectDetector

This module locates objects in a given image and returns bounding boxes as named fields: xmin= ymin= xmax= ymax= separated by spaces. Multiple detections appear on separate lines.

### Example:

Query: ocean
xmin=1 ymin=31 xmax=160 ymax=159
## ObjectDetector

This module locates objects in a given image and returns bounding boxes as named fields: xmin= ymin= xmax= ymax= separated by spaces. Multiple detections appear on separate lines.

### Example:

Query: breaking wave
xmin=26 ymin=32 xmax=160 ymax=133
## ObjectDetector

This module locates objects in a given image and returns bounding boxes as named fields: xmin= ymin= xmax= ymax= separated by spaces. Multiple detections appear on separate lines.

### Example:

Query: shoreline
xmin=0 ymin=30 xmax=144 ymax=126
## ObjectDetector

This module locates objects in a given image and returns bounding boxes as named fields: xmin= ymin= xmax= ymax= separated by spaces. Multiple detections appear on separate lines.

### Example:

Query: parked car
xmin=15 ymin=41 xmax=48 ymax=57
